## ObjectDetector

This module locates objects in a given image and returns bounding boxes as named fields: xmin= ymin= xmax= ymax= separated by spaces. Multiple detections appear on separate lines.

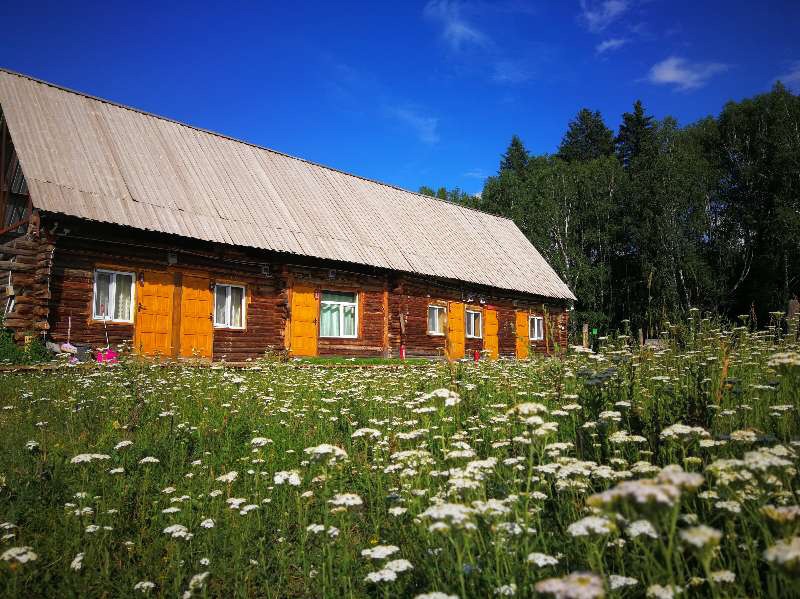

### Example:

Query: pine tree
xmin=499 ymin=135 xmax=529 ymax=176
xmin=615 ymin=100 xmax=655 ymax=167
xmin=557 ymin=109 xmax=614 ymax=162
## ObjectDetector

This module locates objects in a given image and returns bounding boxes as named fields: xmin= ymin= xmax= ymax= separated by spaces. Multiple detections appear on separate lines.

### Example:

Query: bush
xmin=0 ymin=326 xmax=50 ymax=364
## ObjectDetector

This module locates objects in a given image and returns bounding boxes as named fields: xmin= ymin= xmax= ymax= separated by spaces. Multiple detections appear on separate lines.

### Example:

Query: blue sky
xmin=1 ymin=1 xmax=798 ymax=195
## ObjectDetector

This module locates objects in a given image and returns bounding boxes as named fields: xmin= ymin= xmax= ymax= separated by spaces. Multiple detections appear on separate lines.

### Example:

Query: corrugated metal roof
xmin=0 ymin=68 xmax=575 ymax=300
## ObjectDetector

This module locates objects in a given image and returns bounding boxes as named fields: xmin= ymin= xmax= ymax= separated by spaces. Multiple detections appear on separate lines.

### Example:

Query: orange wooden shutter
xmin=446 ymin=301 xmax=465 ymax=360
xmin=515 ymin=311 xmax=529 ymax=359
xmin=134 ymin=271 xmax=174 ymax=356
xmin=484 ymin=308 xmax=499 ymax=359
xmin=290 ymin=285 xmax=318 ymax=356
xmin=179 ymin=275 xmax=213 ymax=358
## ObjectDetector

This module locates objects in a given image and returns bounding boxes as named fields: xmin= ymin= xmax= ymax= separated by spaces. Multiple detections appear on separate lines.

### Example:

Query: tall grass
xmin=0 ymin=317 xmax=798 ymax=598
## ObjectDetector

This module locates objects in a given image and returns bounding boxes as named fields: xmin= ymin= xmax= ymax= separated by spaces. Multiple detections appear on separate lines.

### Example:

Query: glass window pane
xmin=438 ymin=309 xmax=446 ymax=334
xmin=428 ymin=307 xmax=436 ymax=333
xmin=321 ymin=291 xmax=355 ymax=303
xmin=343 ymin=305 xmax=356 ymax=336
xmin=320 ymin=303 xmax=339 ymax=337
xmin=230 ymin=286 xmax=244 ymax=327
xmin=95 ymin=272 xmax=111 ymax=319
xmin=114 ymin=274 xmax=133 ymax=321
xmin=215 ymin=286 xmax=228 ymax=326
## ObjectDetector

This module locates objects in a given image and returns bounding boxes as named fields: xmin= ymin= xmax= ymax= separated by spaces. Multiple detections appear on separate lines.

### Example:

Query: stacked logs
xmin=1 ymin=232 xmax=54 ymax=341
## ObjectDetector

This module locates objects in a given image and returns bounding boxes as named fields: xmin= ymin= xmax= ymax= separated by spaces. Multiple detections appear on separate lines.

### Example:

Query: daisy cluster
xmin=0 ymin=316 xmax=798 ymax=597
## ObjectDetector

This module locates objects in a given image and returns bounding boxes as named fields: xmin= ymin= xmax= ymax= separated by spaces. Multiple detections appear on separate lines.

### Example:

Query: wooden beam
xmin=0 ymin=117 xmax=7 ymax=224
xmin=0 ymin=260 xmax=35 ymax=272
xmin=0 ymin=216 xmax=30 ymax=237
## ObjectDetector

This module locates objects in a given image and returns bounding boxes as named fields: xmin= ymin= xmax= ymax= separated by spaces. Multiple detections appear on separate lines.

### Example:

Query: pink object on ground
xmin=96 ymin=348 xmax=118 ymax=364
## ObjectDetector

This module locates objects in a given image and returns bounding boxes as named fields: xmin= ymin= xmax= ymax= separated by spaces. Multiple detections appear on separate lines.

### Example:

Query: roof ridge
xmin=0 ymin=66 xmax=509 ymax=222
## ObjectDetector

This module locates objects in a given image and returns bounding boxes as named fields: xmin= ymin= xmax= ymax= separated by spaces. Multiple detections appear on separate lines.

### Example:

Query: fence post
xmin=582 ymin=323 xmax=589 ymax=349
xmin=638 ymin=328 xmax=644 ymax=347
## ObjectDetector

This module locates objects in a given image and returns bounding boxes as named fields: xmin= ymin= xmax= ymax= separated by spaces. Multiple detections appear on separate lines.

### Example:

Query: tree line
xmin=420 ymin=83 xmax=800 ymax=335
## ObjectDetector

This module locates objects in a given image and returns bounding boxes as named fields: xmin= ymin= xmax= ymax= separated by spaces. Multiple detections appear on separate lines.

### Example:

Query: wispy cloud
xmin=647 ymin=56 xmax=728 ymax=91
xmin=424 ymin=0 xmax=487 ymax=51
xmin=595 ymin=38 xmax=627 ymax=55
xmin=463 ymin=168 xmax=486 ymax=179
xmin=389 ymin=106 xmax=440 ymax=145
xmin=775 ymin=60 xmax=800 ymax=92
xmin=579 ymin=0 xmax=630 ymax=33
xmin=491 ymin=60 xmax=531 ymax=84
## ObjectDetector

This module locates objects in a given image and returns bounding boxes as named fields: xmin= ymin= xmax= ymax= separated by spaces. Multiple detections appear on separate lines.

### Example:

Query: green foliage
xmin=0 ymin=327 xmax=49 ymax=365
xmin=417 ymin=185 xmax=479 ymax=207
xmin=0 ymin=322 xmax=798 ymax=597
xmin=499 ymin=134 xmax=529 ymax=176
xmin=615 ymin=99 xmax=656 ymax=168
xmin=557 ymin=108 xmax=614 ymax=162
xmin=479 ymin=86 xmax=800 ymax=333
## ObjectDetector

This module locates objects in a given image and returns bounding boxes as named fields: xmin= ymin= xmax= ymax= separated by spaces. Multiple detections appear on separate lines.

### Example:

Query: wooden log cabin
xmin=0 ymin=69 xmax=575 ymax=361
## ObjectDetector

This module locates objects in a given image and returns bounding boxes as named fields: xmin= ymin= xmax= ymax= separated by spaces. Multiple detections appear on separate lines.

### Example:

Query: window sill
xmin=427 ymin=332 xmax=446 ymax=337
xmin=214 ymin=325 xmax=246 ymax=331
xmin=91 ymin=318 xmax=133 ymax=325
xmin=320 ymin=336 xmax=358 ymax=340
xmin=466 ymin=336 xmax=483 ymax=340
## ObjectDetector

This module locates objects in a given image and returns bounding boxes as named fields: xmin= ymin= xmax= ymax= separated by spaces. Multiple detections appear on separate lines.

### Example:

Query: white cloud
xmin=595 ymin=38 xmax=627 ymax=55
xmin=579 ymin=0 xmax=630 ymax=33
xmin=424 ymin=0 xmax=487 ymax=51
xmin=775 ymin=61 xmax=800 ymax=92
xmin=389 ymin=107 xmax=440 ymax=145
xmin=463 ymin=169 xmax=486 ymax=179
xmin=647 ymin=56 xmax=728 ymax=91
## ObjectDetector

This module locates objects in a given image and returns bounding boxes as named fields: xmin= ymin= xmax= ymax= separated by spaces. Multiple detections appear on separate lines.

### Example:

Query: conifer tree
xmin=615 ymin=100 xmax=655 ymax=167
xmin=499 ymin=135 xmax=529 ymax=176
xmin=557 ymin=109 xmax=614 ymax=162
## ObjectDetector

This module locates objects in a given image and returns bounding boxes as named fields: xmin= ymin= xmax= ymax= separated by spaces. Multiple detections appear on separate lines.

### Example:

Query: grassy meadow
xmin=1 ymin=317 xmax=799 ymax=598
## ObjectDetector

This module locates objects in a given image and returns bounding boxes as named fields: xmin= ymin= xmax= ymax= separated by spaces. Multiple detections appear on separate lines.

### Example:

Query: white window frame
xmin=530 ymin=315 xmax=544 ymax=341
xmin=214 ymin=284 xmax=246 ymax=329
xmin=465 ymin=309 xmax=482 ymax=339
xmin=427 ymin=305 xmax=447 ymax=336
xmin=319 ymin=290 xmax=358 ymax=339
xmin=92 ymin=269 xmax=135 ymax=323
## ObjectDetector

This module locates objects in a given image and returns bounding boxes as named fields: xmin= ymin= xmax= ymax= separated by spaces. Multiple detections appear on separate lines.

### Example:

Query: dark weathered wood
xmin=0 ymin=260 xmax=35 ymax=272
xmin=0 ymin=115 xmax=6 ymax=222
xmin=36 ymin=216 xmax=570 ymax=360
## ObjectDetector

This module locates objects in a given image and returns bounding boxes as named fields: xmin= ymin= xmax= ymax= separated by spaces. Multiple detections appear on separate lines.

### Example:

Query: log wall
xmin=38 ymin=216 xmax=570 ymax=360
xmin=290 ymin=266 xmax=388 ymax=357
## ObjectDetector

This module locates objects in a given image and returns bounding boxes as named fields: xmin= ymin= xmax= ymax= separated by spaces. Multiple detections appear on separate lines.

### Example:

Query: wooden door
xmin=484 ymin=308 xmax=499 ymax=359
xmin=180 ymin=275 xmax=213 ymax=358
xmin=446 ymin=301 xmax=465 ymax=360
xmin=290 ymin=284 xmax=318 ymax=356
xmin=515 ymin=311 xmax=529 ymax=359
xmin=134 ymin=271 xmax=174 ymax=356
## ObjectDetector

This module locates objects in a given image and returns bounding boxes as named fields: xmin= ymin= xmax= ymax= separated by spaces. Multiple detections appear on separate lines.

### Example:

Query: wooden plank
xmin=382 ymin=283 xmax=389 ymax=357
xmin=171 ymin=271 xmax=183 ymax=358
xmin=0 ymin=259 xmax=34 ymax=272
xmin=0 ymin=116 xmax=7 ymax=222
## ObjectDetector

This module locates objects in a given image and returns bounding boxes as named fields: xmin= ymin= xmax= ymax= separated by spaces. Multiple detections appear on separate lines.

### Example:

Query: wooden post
xmin=382 ymin=283 xmax=390 ymax=358
xmin=582 ymin=323 xmax=589 ymax=348
xmin=789 ymin=298 xmax=799 ymax=320
xmin=638 ymin=328 xmax=644 ymax=347
xmin=0 ymin=115 xmax=7 ymax=222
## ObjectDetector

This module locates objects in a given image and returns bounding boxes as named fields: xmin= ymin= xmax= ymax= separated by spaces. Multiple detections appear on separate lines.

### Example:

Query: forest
xmin=420 ymin=83 xmax=800 ymax=336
